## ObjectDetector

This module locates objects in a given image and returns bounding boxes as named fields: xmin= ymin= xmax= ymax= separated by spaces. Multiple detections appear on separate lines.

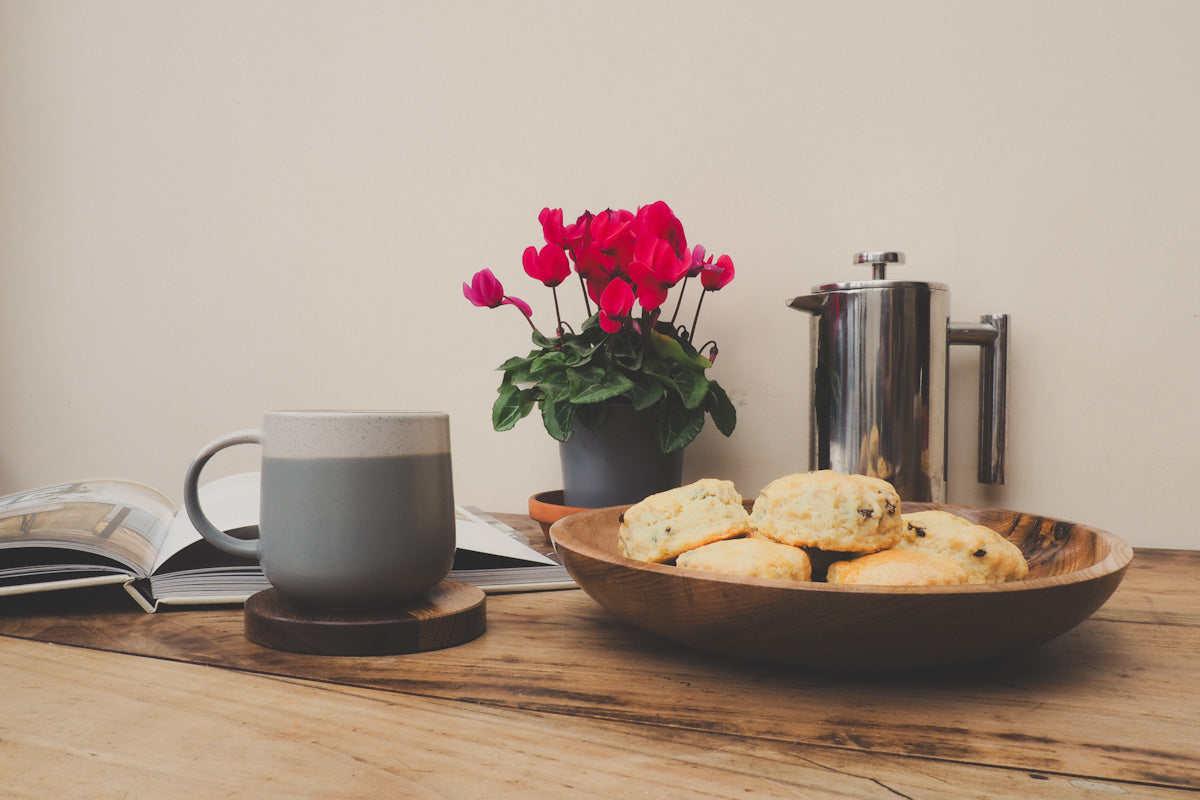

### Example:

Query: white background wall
xmin=2 ymin=1 xmax=1197 ymax=548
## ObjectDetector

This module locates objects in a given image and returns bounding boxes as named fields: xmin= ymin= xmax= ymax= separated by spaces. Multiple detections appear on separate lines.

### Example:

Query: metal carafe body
xmin=788 ymin=252 xmax=1008 ymax=502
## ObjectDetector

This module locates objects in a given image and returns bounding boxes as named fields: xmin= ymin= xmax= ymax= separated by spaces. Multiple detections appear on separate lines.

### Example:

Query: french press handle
xmin=949 ymin=315 xmax=1009 ymax=485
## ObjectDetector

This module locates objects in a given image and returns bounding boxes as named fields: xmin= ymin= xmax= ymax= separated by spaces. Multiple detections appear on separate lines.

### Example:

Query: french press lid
xmin=796 ymin=250 xmax=945 ymax=303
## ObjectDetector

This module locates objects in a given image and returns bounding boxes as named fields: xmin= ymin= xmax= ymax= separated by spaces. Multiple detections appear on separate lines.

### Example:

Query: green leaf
xmin=649 ymin=330 xmax=712 ymax=370
xmin=528 ymin=350 xmax=568 ymax=381
xmin=671 ymin=365 xmax=709 ymax=409
xmin=625 ymin=376 xmax=666 ymax=411
xmin=540 ymin=395 xmax=575 ymax=441
xmin=536 ymin=373 xmax=570 ymax=405
xmin=575 ymin=402 xmax=609 ymax=430
xmin=558 ymin=337 xmax=602 ymax=366
xmin=642 ymin=356 xmax=676 ymax=385
xmin=655 ymin=404 xmax=706 ymax=453
xmin=497 ymin=355 xmax=533 ymax=373
xmin=569 ymin=368 xmax=635 ymax=404
xmin=706 ymin=380 xmax=737 ymax=437
xmin=566 ymin=363 xmax=605 ymax=391
xmin=492 ymin=383 xmax=535 ymax=431
xmin=498 ymin=359 xmax=535 ymax=386
xmin=608 ymin=329 xmax=644 ymax=371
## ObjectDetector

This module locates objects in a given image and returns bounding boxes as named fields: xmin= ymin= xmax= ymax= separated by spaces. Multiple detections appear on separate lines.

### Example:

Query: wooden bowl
xmin=550 ymin=502 xmax=1133 ymax=669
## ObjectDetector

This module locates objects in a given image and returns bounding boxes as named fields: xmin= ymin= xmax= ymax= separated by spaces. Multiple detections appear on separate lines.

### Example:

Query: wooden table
xmin=1 ymin=514 xmax=1197 ymax=798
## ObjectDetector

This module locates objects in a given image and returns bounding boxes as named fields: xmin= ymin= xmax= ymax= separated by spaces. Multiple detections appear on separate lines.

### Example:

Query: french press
xmin=787 ymin=252 xmax=1008 ymax=502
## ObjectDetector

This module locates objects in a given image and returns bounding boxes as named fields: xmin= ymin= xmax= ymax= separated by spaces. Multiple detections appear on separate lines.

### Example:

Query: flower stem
xmin=641 ymin=308 xmax=660 ymax=352
xmin=689 ymin=290 xmax=707 ymax=342
xmin=516 ymin=305 xmax=538 ymax=332
xmin=577 ymin=273 xmax=592 ymax=317
xmin=553 ymin=287 xmax=564 ymax=336
xmin=669 ymin=276 xmax=690 ymax=326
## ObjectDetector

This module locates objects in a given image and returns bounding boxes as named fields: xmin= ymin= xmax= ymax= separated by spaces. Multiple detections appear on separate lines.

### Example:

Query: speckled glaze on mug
xmin=184 ymin=411 xmax=456 ymax=608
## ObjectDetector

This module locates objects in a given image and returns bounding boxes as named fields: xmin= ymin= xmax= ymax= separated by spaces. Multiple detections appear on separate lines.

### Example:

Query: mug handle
xmin=182 ymin=429 xmax=262 ymax=559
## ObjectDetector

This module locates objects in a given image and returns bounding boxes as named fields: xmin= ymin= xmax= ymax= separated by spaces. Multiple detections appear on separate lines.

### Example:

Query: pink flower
xmin=574 ymin=241 xmax=616 ymax=285
xmin=628 ymin=235 xmax=688 ymax=311
xmin=538 ymin=207 xmax=567 ymax=248
xmin=462 ymin=268 xmax=504 ymax=307
xmin=589 ymin=209 xmax=635 ymax=250
xmin=522 ymin=243 xmax=571 ymax=287
xmin=505 ymin=293 xmax=533 ymax=318
xmin=684 ymin=244 xmax=708 ymax=278
xmin=464 ymin=204 xmax=732 ymax=348
xmin=563 ymin=211 xmax=594 ymax=253
xmin=635 ymin=201 xmax=686 ymax=258
xmin=598 ymin=277 xmax=634 ymax=333
xmin=463 ymin=268 xmax=532 ymax=318
xmin=700 ymin=254 xmax=735 ymax=291
xmin=584 ymin=275 xmax=608 ymax=305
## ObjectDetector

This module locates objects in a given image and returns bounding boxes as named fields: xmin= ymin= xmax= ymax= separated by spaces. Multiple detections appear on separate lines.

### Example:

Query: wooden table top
xmin=1 ymin=514 xmax=1197 ymax=798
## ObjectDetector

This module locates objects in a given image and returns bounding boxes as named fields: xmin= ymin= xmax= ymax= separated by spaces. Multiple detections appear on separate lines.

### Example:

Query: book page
xmin=0 ymin=480 xmax=177 ymax=576
xmin=155 ymin=473 xmax=260 ymax=572
xmin=450 ymin=507 xmax=575 ymax=592
xmin=454 ymin=506 xmax=558 ymax=566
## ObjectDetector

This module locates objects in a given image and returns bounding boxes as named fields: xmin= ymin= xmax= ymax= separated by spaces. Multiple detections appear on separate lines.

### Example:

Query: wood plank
xmin=1 ymin=637 xmax=1193 ymax=800
xmin=1 ymin=551 xmax=1197 ymax=789
xmin=1092 ymin=548 xmax=1200 ymax=627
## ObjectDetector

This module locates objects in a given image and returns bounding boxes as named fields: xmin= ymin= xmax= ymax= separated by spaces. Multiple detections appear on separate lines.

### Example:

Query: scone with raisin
xmin=826 ymin=549 xmax=970 ymax=586
xmin=895 ymin=510 xmax=1028 ymax=583
xmin=749 ymin=471 xmax=903 ymax=553
xmin=676 ymin=538 xmax=812 ymax=582
xmin=618 ymin=479 xmax=751 ymax=563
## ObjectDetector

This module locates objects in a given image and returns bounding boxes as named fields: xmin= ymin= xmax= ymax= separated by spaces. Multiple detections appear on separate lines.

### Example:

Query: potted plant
xmin=463 ymin=201 xmax=737 ymax=518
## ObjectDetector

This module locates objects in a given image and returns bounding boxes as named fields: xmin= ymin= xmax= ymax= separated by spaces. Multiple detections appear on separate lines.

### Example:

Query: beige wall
xmin=1 ymin=1 xmax=1197 ymax=548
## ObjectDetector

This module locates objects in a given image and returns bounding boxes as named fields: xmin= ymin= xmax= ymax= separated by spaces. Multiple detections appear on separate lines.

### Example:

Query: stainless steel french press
xmin=787 ymin=252 xmax=1008 ymax=502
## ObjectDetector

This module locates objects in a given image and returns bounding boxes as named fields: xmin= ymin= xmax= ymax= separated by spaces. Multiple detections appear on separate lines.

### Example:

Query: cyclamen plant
xmin=464 ymin=201 xmax=737 ymax=454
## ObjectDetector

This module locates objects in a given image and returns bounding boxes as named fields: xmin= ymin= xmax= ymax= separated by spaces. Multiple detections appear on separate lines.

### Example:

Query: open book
xmin=0 ymin=473 xmax=573 ymax=613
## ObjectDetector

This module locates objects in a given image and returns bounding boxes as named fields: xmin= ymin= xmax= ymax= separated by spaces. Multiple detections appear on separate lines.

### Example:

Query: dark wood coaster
xmin=243 ymin=580 xmax=486 ymax=656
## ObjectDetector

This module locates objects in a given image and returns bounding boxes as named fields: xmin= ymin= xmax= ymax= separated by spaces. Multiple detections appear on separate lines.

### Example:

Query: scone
xmin=896 ymin=510 xmax=1029 ymax=583
xmin=618 ymin=479 xmax=751 ymax=563
xmin=749 ymin=471 xmax=903 ymax=553
xmin=676 ymin=538 xmax=812 ymax=582
xmin=826 ymin=549 xmax=970 ymax=586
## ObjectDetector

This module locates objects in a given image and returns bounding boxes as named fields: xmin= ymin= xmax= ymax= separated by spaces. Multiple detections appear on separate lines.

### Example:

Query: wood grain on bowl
xmin=550 ymin=503 xmax=1133 ymax=670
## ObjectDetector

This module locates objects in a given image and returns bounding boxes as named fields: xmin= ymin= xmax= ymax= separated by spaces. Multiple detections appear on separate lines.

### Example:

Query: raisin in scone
xmin=675 ymin=538 xmax=812 ymax=582
xmin=618 ymin=479 xmax=751 ymax=563
xmin=895 ymin=510 xmax=1028 ymax=583
xmin=826 ymin=549 xmax=970 ymax=586
xmin=749 ymin=471 xmax=903 ymax=553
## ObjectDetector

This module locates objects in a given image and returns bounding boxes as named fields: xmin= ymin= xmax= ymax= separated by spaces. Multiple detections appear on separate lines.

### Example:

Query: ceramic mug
xmin=183 ymin=410 xmax=456 ymax=608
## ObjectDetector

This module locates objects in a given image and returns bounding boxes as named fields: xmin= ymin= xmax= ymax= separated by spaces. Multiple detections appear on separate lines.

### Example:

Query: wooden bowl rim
xmin=550 ymin=502 xmax=1134 ymax=596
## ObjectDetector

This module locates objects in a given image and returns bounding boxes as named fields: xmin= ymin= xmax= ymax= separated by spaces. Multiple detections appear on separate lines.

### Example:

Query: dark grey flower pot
xmin=559 ymin=402 xmax=685 ymax=508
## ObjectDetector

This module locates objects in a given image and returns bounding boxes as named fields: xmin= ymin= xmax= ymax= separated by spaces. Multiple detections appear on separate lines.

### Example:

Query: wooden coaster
xmin=243 ymin=580 xmax=486 ymax=656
